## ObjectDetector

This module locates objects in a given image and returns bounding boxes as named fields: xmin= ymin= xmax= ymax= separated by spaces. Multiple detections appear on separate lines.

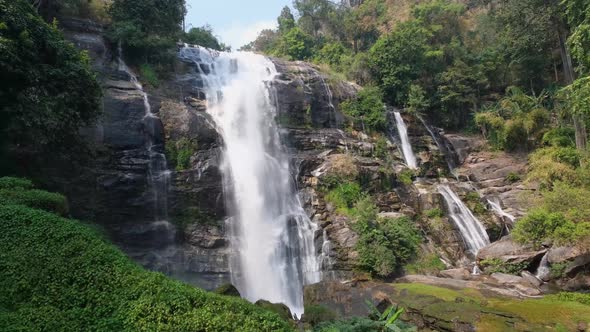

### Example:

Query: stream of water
xmin=179 ymin=46 xmax=321 ymax=316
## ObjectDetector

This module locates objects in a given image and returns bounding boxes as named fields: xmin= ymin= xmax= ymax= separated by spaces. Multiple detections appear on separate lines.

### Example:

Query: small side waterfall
xmin=118 ymin=48 xmax=171 ymax=223
xmin=535 ymin=253 xmax=550 ymax=282
xmin=487 ymin=198 xmax=516 ymax=224
xmin=438 ymin=185 xmax=490 ymax=254
xmin=417 ymin=115 xmax=458 ymax=171
xmin=393 ymin=111 xmax=418 ymax=169
xmin=179 ymin=46 xmax=321 ymax=316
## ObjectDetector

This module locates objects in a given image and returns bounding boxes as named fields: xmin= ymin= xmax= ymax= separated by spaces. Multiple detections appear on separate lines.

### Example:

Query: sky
xmin=185 ymin=0 xmax=293 ymax=49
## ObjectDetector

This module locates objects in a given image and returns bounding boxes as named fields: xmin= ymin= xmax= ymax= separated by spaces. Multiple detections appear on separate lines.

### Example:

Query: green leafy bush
xmin=512 ymin=209 xmax=590 ymax=248
xmin=0 ymin=177 xmax=33 ymax=190
xmin=550 ymin=262 xmax=568 ymax=279
xmin=341 ymin=87 xmax=386 ymax=132
xmin=505 ymin=172 xmax=521 ymax=183
xmin=139 ymin=63 xmax=159 ymax=88
xmin=542 ymin=128 xmax=576 ymax=148
xmin=0 ymin=188 xmax=68 ymax=216
xmin=184 ymin=25 xmax=224 ymax=50
xmin=397 ymin=169 xmax=415 ymax=185
xmin=325 ymin=182 xmax=363 ymax=215
xmin=166 ymin=138 xmax=197 ymax=171
xmin=108 ymin=0 xmax=185 ymax=64
xmin=0 ymin=0 xmax=101 ymax=154
xmin=352 ymin=197 xmax=421 ymax=278
xmin=303 ymin=304 xmax=337 ymax=327
xmin=0 ymin=201 xmax=292 ymax=331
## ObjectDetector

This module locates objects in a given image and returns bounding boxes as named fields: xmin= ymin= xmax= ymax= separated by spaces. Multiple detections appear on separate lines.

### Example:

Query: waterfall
xmin=393 ymin=111 xmax=418 ymax=169
xmin=438 ymin=185 xmax=490 ymax=254
xmin=417 ymin=115 xmax=458 ymax=171
xmin=535 ymin=253 xmax=550 ymax=281
xmin=118 ymin=47 xmax=171 ymax=223
xmin=179 ymin=46 xmax=321 ymax=316
xmin=487 ymin=198 xmax=516 ymax=224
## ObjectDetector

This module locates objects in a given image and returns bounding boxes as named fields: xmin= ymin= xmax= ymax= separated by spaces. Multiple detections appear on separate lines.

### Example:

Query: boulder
xmin=490 ymin=272 xmax=524 ymax=285
xmin=255 ymin=300 xmax=293 ymax=321
xmin=477 ymin=236 xmax=546 ymax=266
xmin=213 ymin=283 xmax=241 ymax=297
xmin=438 ymin=268 xmax=472 ymax=280
xmin=520 ymin=271 xmax=542 ymax=288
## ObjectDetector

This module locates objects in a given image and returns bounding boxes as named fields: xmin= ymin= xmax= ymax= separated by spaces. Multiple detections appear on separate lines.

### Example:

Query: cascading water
xmin=118 ymin=47 xmax=171 ymax=224
xmin=179 ymin=46 xmax=321 ymax=316
xmin=417 ymin=114 xmax=458 ymax=171
xmin=438 ymin=185 xmax=490 ymax=254
xmin=487 ymin=198 xmax=516 ymax=224
xmin=535 ymin=252 xmax=550 ymax=282
xmin=393 ymin=111 xmax=418 ymax=169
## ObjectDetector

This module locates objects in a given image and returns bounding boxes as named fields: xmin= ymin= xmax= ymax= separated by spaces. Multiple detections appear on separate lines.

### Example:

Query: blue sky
xmin=185 ymin=0 xmax=293 ymax=49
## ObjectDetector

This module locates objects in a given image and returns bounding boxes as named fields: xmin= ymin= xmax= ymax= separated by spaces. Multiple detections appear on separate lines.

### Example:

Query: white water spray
xmin=179 ymin=46 xmax=321 ymax=316
xmin=393 ymin=111 xmax=418 ymax=169
xmin=438 ymin=185 xmax=490 ymax=254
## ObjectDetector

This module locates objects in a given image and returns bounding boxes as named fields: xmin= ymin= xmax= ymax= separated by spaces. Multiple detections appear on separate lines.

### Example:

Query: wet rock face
xmin=271 ymin=59 xmax=359 ymax=129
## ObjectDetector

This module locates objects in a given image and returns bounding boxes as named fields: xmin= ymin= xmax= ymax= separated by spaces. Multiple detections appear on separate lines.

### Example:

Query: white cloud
xmin=218 ymin=20 xmax=277 ymax=50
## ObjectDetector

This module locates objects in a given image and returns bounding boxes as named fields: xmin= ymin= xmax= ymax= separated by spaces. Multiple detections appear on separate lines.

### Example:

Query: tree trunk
xmin=557 ymin=20 xmax=587 ymax=151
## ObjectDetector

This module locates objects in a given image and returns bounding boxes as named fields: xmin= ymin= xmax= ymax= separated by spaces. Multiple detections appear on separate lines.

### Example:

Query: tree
xmin=275 ymin=27 xmax=314 ymax=60
xmin=368 ymin=21 xmax=431 ymax=105
xmin=108 ymin=0 xmax=186 ymax=64
xmin=0 ymin=0 xmax=101 ymax=162
xmin=184 ymin=25 xmax=223 ymax=50
xmin=278 ymin=6 xmax=295 ymax=34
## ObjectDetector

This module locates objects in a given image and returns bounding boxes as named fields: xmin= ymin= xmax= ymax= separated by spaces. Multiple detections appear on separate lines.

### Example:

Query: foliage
xmin=325 ymin=182 xmax=363 ymax=215
xmin=352 ymin=197 xmax=420 ymax=278
xmin=405 ymin=84 xmax=429 ymax=114
xmin=479 ymin=258 xmax=528 ymax=275
xmin=274 ymin=27 xmax=314 ymax=60
xmin=475 ymin=87 xmax=551 ymax=151
xmin=527 ymin=147 xmax=580 ymax=188
xmin=549 ymin=262 xmax=568 ymax=279
xmin=341 ymin=86 xmax=386 ymax=132
xmin=0 ymin=177 xmax=33 ymax=190
xmin=183 ymin=25 xmax=225 ymax=51
xmin=373 ymin=136 xmax=389 ymax=159
xmin=166 ymin=138 xmax=197 ymax=171
xmin=505 ymin=172 xmax=521 ymax=183
xmin=0 ymin=182 xmax=293 ymax=331
xmin=547 ymin=292 xmax=590 ymax=306
xmin=405 ymin=253 xmax=446 ymax=275
xmin=397 ymin=169 xmax=415 ymax=186
xmin=542 ymin=128 xmax=576 ymax=148
xmin=424 ymin=208 xmax=444 ymax=219
xmin=139 ymin=63 xmax=159 ymax=87
xmin=0 ymin=0 xmax=101 ymax=157
xmin=314 ymin=316 xmax=385 ymax=332
xmin=0 ymin=188 xmax=68 ymax=216
xmin=303 ymin=304 xmax=337 ymax=327
xmin=107 ymin=0 xmax=185 ymax=64
xmin=512 ymin=209 xmax=590 ymax=248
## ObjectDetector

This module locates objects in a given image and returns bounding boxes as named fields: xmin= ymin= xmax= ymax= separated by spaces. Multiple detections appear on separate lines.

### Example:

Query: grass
xmin=393 ymin=283 xmax=590 ymax=332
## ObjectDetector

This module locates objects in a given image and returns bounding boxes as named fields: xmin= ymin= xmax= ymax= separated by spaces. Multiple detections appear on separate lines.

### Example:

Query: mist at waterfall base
xmin=180 ymin=46 xmax=324 ymax=316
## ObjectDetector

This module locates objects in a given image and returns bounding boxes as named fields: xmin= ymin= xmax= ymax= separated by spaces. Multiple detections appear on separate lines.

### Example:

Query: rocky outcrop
xmin=477 ymin=236 xmax=546 ymax=266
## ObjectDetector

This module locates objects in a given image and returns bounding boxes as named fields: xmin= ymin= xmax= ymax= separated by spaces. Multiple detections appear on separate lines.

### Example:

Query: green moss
xmin=172 ymin=207 xmax=217 ymax=230
xmin=549 ymin=262 xmax=568 ymax=279
xmin=394 ymin=283 xmax=590 ymax=331
xmin=0 ymin=183 xmax=292 ymax=331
